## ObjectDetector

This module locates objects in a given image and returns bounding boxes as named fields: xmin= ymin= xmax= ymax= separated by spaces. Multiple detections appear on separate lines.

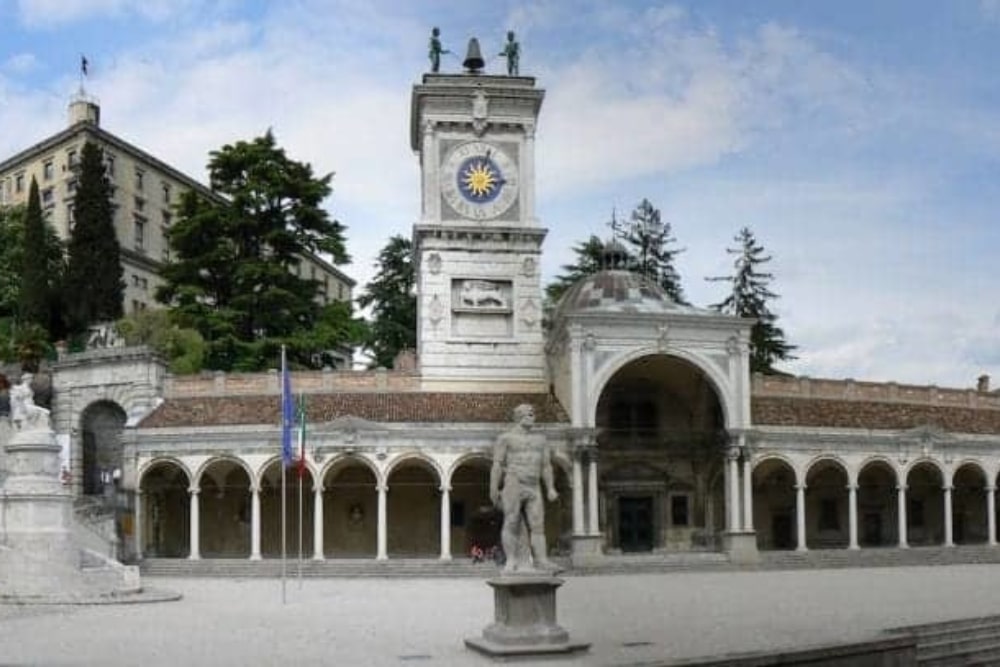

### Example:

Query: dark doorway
xmin=862 ymin=513 xmax=882 ymax=546
xmin=772 ymin=513 xmax=794 ymax=550
xmin=618 ymin=496 xmax=654 ymax=552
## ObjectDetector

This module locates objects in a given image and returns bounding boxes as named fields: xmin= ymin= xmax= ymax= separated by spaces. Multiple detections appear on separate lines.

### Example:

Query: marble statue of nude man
xmin=490 ymin=403 xmax=559 ymax=573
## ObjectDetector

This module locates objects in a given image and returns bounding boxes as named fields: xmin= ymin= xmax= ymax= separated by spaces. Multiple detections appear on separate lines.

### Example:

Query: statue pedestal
xmin=465 ymin=575 xmax=590 ymax=659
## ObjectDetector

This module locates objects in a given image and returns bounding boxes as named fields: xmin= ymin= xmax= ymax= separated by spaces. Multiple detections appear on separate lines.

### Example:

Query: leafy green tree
xmin=0 ymin=207 xmax=26 ymax=320
xmin=64 ymin=140 xmax=123 ymax=335
xmin=156 ymin=130 xmax=356 ymax=371
xmin=117 ymin=310 xmax=207 ymax=374
xmin=707 ymin=227 xmax=796 ymax=374
xmin=357 ymin=235 xmax=416 ymax=369
xmin=620 ymin=198 xmax=687 ymax=304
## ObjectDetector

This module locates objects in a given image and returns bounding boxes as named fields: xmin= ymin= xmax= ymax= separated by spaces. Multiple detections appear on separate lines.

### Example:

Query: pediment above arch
xmin=312 ymin=415 xmax=388 ymax=436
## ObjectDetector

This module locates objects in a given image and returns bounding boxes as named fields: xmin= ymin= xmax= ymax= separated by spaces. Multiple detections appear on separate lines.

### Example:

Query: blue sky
xmin=1 ymin=0 xmax=998 ymax=387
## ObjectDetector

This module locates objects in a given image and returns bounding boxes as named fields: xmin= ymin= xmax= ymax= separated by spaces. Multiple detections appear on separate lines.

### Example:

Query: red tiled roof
xmin=139 ymin=392 xmax=569 ymax=428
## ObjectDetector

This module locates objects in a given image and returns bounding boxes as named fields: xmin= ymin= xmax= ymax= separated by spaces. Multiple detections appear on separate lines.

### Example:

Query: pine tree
xmin=64 ymin=141 xmax=123 ymax=335
xmin=620 ymin=198 xmax=687 ymax=304
xmin=544 ymin=235 xmax=613 ymax=303
xmin=156 ymin=130 xmax=357 ymax=371
xmin=357 ymin=235 xmax=416 ymax=369
xmin=19 ymin=177 xmax=51 ymax=327
xmin=707 ymin=227 xmax=796 ymax=374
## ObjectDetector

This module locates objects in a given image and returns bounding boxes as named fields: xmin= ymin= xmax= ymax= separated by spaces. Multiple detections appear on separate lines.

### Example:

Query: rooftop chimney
xmin=68 ymin=95 xmax=100 ymax=127
xmin=977 ymin=374 xmax=990 ymax=393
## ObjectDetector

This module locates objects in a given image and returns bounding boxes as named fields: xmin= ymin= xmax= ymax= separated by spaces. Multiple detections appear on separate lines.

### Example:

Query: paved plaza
xmin=4 ymin=564 xmax=1000 ymax=666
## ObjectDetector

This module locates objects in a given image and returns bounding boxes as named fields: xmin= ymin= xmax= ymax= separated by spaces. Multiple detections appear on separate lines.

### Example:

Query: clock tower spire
xmin=410 ymin=44 xmax=547 ymax=391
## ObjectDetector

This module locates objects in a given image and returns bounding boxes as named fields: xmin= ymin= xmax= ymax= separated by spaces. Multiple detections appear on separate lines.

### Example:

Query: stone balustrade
xmin=163 ymin=368 xmax=420 ymax=398
xmin=752 ymin=374 xmax=1000 ymax=411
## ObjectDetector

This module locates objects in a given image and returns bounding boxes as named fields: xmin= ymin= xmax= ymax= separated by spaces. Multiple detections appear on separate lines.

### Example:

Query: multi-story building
xmin=0 ymin=93 xmax=354 ymax=335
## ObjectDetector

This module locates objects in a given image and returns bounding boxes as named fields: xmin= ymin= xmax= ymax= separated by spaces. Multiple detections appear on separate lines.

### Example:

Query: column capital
xmin=188 ymin=486 xmax=200 ymax=495
xmin=377 ymin=483 xmax=388 ymax=493
xmin=943 ymin=484 xmax=954 ymax=492
xmin=439 ymin=484 xmax=452 ymax=493
xmin=795 ymin=483 xmax=808 ymax=491
xmin=313 ymin=484 xmax=324 ymax=494
xmin=896 ymin=485 xmax=908 ymax=492
xmin=987 ymin=485 xmax=997 ymax=493
xmin=846 ymin=483 xmax=858 ymax=491
xmin=726 ymin=446 xmax=741 ymax=462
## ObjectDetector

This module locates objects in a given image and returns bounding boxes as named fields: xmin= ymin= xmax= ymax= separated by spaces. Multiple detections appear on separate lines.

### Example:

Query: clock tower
xmin=410 ymin=63 xmax=546 ymax=391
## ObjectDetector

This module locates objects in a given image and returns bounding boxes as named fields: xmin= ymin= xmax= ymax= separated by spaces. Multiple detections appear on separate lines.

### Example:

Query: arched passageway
xmin=805 ymin=460 xmax=849 ymax=549
xmin=450 ymin=458 xmax=497 ymax=556
xmin=260 ymin=461 xmax=315 ymax=558
xmin=387 ymin=460 xmax=440 ymax=557
xmin=80 ymin=400 xmax=127 ymax=496
xmin=199 ymin=459 xmax=251 ymax=557
xmin=857 ymin=461 xmax=898 ymax=547
xmin=953 ymin=464 xmax=988 ymax=545
xmin=906 ymin=462 xmax=944 ymax=546
xmin=752 ymin=459 xmax=797 ymax=550
xmin=596 ymin=354 xmax=726 ymax=553
xmin=140 ymin=460 xmax=190 ymax=557
xmin=544 ymin=463 xmax=573 ymax=556
xmin=323 ymin=458 xmax=377 ymax=557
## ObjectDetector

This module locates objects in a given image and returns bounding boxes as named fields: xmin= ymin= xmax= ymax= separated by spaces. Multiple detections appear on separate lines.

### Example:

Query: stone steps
xmin=889 ymin=615 xmax=1000 ymax=666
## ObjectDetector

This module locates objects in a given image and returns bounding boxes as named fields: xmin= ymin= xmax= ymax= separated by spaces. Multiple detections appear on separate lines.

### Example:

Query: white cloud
xmin=3 ymin=53 xmax=40 ymax=74
xmin=15 ymin=0 xmax=202 ymax=26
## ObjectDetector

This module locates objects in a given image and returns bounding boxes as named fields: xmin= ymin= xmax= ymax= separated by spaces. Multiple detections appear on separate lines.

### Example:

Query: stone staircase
xmin=890 ymin=615 xmax=1000 ymax=665
xmin=139 ymin=546 xmax=1000 ymax=578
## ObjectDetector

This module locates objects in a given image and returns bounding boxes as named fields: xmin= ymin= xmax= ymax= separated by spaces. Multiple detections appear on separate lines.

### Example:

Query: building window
xmin=162 ymin=210 xmax=172 ymax=227
xmin=133 ymin=217 xmax=146 ymax=251
xmin=671 ymin=495 xmax=690 ymax=527
xmin=67 ymin=179 xmax=77 ymax=194
xmin=67 ymin=206 xmax=75 ymax=230
xmin=105 ymin=154 xmax=115 ymax=178
xmin=15 ymin=173 xmax=24 ymax=193
xmin=67 ymin=150 xmax=78 ymax=168
xmin=43 ymin=161 xmax=54 ymax=181
xmin=41 ymin=188 xmax=54 ymax=205
xmin=819 ymin=499 xmax=840 ymax=531
xmin=134 ymin=196 xmax=145 ymax=212
xmin=135 ymin=168 xmax=144 ymax=191
xmin=162 ymin=182 xmax=171 ymax=203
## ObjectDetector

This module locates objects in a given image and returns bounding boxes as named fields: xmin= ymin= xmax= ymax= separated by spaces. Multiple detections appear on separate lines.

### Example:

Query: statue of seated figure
xmin=10 ymin=373 xmax=50 ymax=432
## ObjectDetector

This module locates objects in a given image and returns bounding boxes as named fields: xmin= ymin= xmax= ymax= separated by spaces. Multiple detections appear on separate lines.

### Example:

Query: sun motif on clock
xmin=458 ymin=156 xmax=501 ymax=202
xmin=441 ymin=141 xmax=519 ymax=220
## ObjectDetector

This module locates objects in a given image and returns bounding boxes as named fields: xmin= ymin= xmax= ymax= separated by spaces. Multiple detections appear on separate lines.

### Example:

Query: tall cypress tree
xmin=64 ymin=140 xmax=123 ymax=334
xmin=357 ymin=235 xmax=415 ymax=369
xmin=18 ymin=177 xmax=49 ymax=327
xmin=707 ymin=227 xmax=796 ymax=374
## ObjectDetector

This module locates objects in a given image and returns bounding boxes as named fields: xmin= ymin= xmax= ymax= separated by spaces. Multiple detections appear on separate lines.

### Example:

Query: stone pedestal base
xmin=465 ymin=575 xmax=590 ymax=659
xmin=570 ymin=534 xmax=605 ymax=567
xmin=724 ymin=531 xmax=760 ymax=565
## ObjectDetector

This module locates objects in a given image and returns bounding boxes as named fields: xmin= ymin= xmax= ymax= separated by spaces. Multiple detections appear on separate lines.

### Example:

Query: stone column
xmin=376 ymin=483 xmax=388 ymax=560
xmin=440 ymin=485 xmax=452 ymax=560
xmin=943 ymin=485 xmax=954 ymax=547
xmin=728 ymin=448 xmax=741 ymax=533
xmin=134 ymin=490 xmax=144 ymax=560
xmin=572 ymin=454 xmax=584 ymax=535
xmin=897 ymin=485 xmax=908 ymax=548
xmin=847 ymin=484 xmax=859 ymax=550
xmin=741 ymin=454 xmax=753 ymax=532
xmin=249 ymin=485 xmax=261 ymax=560
xmin=313 ymin=484 xmax=324 ymax=560
xmin=795 ymin=484 xmax=807 ymax=551
xmin=523 ymin=120 xmax=537 ymax=222
xmin=988 ymin=485 xmax=997 ymax=546
xmin=587 ymin=449 xmax=599 ymax=535
xmin=189 ymin=487 xmax=201 ymax=560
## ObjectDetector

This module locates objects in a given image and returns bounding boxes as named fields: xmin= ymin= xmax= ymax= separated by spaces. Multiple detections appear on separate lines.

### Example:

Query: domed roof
xmin=553 ymin=270 xmax=702 ymax=319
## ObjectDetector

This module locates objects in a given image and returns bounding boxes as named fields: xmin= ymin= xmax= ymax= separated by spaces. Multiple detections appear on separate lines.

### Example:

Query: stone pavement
xmin=3 ymin=564 xmax=1000 ymax=666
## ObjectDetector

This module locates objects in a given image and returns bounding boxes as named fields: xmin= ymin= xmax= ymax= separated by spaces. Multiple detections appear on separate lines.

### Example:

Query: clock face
xmin=441 ymin=141 xmax=519 ymax=220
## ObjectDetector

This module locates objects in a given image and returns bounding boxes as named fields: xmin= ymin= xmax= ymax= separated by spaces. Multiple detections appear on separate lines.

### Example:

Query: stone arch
xmin=258 ymin=458 xmax=315 ymax=558
xmin=192 ymin=455 xmax=254 ymax=490
xmin=906 ymin=460 xmax=945 ymax=546
xmin=386 ymin=455 xmax=442 ymax=557
xmin=78 ymin=400 xmax=128 ymax=496
xmin=804 ymin=455 xmax=853 ymax=486
xmin=589 ymin=347 xmax=735 ymax=430
xmin=805 ymin=458 xmax=850 ymax=549
xmin=385 ymin=452 xmax=445 ymax=485
xmin=322 ymin=455 xmax=378 ymax=557
xmin=952 ymin=462 xmax=988 ymax=545
xmin=139 ymin=458 xmax=190 ymax=558
xmin=449 ymin=455 xmax=495 ymax=557
xmin=753 ymin=453 xmax=800 ymax=485
xmin=857 ymin=458 xmax=899 ymax=547
xmin=752 ymin=457 xmax=797 ymax=550
xmin=137 ymin=456 xmax=193 ymax=488
xmin=198 ymin=457 xmax=253 ymax=557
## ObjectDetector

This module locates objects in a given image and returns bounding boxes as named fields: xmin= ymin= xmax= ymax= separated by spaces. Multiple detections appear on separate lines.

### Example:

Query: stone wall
xmin=163 ymin=368 xmax=420 ymax=397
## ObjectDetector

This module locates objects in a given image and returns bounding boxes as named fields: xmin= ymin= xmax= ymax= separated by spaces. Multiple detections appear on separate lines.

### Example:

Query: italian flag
xmin=296 ymin=395 xmax=307 ymax=479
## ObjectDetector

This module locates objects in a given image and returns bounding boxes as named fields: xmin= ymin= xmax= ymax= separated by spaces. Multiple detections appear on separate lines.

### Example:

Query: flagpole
xmin=298 ymin=451 xmax=303 ymax=588
xmin=280 ymin=346 xmax=288 ymax=605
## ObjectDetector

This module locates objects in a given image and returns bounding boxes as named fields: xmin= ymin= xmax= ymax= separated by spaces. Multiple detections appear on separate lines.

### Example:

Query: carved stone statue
xmin=499 ymin=30 xmax=520 ymax=76
xmin=429 ymin=27 xmax=449 ymax=73
xmin=10 ymin=373 xmax=51 ymax=432
xmin=490 ymin=403 xmax=559 ymax=573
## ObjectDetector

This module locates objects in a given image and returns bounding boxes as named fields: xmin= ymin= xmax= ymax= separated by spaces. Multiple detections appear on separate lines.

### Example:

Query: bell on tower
xmin=463 ymin=38 xmax=485 ymax=73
